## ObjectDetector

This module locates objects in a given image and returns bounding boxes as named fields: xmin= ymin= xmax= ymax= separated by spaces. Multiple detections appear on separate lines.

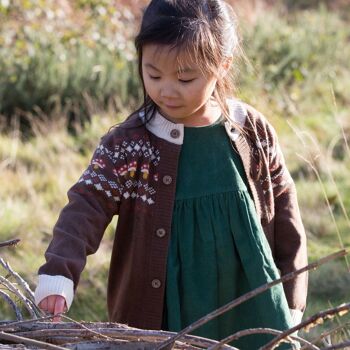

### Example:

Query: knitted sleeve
xmin=38 ymin=131 xmax=124 ymax=291
xmin=266 ymin=121 xmax=308 ymax=312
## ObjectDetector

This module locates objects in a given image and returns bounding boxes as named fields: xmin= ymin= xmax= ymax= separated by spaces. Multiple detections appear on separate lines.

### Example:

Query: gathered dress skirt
xmin=162 ymin=121 xmax=293 ymax=349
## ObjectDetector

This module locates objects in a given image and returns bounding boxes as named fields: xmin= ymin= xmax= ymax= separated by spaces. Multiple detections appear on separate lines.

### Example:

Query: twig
xmin=60 ymin=314 xmax=115 ymax=342
xmin=0 ymin=258 xmax=35 ymax=301
xmin=0 ymin=290 xmax=23 ymax=321
xmin=0 ymin=258 xmax=44 ymax=318
xmin=0 ymin=239 xmax=20 ymax=249
xmin=207 ymin=328 xmax=319 ymax=350
xmin=319 ymin=341 xmax=350 ymax=350
xmin=300 ymin=322 xmax=350 ymax=350
xmin=260 ymin=303 xmax=350 ymax=350
xmin=7 ymin=322 xmax=235 ymax=349
xmin=327 ymin=301 xmax=350 ymax=342
xmin=155 ymin=250 xmax=347 ymax=350
xmin=0 ymin=330 xmax=67 ymax=350
xmin=0 ymin=275 xmax=37 ymax=318
xmin=0 ymin=315 xmax=61 ymax=330
xmin=15 ymin=328 xmax=233 ymax=347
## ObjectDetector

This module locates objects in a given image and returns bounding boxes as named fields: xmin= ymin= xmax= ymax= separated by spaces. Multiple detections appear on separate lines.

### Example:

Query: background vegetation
xmin=1 ymin=0 xmax=349 ymax=345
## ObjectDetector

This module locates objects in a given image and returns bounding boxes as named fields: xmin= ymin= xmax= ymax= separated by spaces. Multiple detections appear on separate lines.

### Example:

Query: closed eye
xmin=179 ymin=79 xmax=195 ymax=83
xmin=149 ymin=75 xmax=161 ymax=80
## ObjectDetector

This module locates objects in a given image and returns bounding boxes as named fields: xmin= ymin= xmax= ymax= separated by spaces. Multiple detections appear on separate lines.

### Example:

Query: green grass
xmin=0 ymin=3 xmax=349 ymax=344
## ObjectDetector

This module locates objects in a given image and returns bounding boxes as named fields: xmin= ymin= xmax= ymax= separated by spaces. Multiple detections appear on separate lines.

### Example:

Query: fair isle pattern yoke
xmin=78 ymin=139 xmax=161 ymax=205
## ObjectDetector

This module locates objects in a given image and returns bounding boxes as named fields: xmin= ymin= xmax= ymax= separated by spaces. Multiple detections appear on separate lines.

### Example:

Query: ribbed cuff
xmin=290 ymin=308 xmax=303 ymax=326
xmin=34 ymin=274 xmax=74 ymax=309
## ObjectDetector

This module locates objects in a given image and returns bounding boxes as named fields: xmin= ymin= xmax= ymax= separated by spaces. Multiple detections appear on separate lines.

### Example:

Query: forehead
xmin=142 ymin=44 xmax=197 ymax=70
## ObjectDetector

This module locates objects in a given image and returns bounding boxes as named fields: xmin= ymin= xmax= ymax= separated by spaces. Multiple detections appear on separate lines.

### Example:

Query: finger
xmin=53 ymin=297 xmax=66 ymax=322
xmin=47 ymin=296 xmax=56 ymax=314
xmin=52 ymin=314 xmax=61 ymax=322
xmin=38 ymin=298 xmax=48 ymax=312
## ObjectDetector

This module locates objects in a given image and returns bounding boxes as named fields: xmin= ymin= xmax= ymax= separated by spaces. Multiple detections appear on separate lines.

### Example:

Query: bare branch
xmin=260 ymin=303 xmax=350 ymax=350
xmin=0 ymin=314 xmax=60 ymax=330
xmin=0 ymin=290 xmax=23 ymax=321
xmin=0 ymin=330 xmax=67 ymax=350
xmin=0 ymin=258 xmax=44 ymax=318
xmin=319 ymin=341 xmax=350 ymax=350
xmin=0 ymin=275 xmax=37 ymax=318
xmin=0 ymin=321 xmax=236 ymax=349
xmin=0 ymin=258 xmax=35 ymax=301
xmin=207 ymin=327 xmax=319 ymax=350
xmin=300 ymin=322 xmax=350 ymax=350
xmin=0 ymin=239 xmax=20 ymax=249
xmin=60 ymin=314 xmax=115 ymax=342
xmin=155 ymin=250 xmax=347 ymax=350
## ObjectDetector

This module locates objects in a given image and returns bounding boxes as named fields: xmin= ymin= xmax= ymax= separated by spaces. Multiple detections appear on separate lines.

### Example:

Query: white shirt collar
xmin=139 ymin=99 xmax=247 ymax=145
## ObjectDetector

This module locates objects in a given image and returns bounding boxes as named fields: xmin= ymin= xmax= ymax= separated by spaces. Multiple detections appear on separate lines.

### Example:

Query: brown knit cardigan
xmin=37 ymin=100 xmax=308 ymax=330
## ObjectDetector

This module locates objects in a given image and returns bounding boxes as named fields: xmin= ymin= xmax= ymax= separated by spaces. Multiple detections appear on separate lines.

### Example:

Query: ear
xmin=219 ymin=56 xmax=233 ymax=78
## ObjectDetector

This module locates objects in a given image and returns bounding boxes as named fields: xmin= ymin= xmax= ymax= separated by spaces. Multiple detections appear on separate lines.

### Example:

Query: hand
xmin=38 ymin=295 xmax=67 ymax=322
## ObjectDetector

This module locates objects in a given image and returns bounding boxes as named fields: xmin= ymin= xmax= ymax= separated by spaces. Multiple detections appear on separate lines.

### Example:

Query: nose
xmin=160 ymin=82 xmax=178 ymax=99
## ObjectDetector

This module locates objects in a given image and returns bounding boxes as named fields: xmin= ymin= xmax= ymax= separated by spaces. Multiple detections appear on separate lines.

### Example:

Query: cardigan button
xmin=170 ymin=129 xmax=180 ymax=139
xmin=156 ymin=228 xmax=166 ymax=238
xmin=162 ymin=175 xmax=173 ymax=185
xmin=151 ymin=279 xmax=161 ymax=289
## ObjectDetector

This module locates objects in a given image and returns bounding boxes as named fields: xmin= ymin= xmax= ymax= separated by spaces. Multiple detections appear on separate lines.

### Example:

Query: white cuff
xmin=289 ymin=308 xmax=303 ymax=326
xmin=34 ymin=274 xmax=74 ymax=309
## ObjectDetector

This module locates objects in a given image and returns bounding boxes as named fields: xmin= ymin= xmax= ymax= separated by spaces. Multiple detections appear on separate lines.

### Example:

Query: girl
xmin=35 ymin=0 xmax=308 ymax=348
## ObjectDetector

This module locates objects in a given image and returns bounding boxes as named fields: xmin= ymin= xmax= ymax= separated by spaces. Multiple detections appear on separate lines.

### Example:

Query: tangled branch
xmin=0 ymin=260 xmax=44 ymax=319
xmin=207 ymin=328 xmax=319 ymax=350
xmin=0 ymin=243 xmax=348 ymax=350
xmin=156 ymin=250 xmax=347 ymax=350
xmin=261 ymin=303 xmax=350 ymax=350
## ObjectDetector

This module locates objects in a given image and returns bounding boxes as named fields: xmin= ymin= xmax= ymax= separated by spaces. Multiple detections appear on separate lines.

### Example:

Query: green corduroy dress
xmin=162 ymin=121 xmax=293 ymax=349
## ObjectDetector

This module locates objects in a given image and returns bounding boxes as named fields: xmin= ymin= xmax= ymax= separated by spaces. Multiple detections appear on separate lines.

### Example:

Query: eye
xmin=179 ymin=78 xmax=195 ymax=83
xmin=149 ymin=75 xmax=160 ymax=80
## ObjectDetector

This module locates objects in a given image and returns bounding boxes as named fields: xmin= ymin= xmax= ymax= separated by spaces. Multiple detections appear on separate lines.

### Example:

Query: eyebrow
xmin=144 ymin=63 xmax=197 ymax=74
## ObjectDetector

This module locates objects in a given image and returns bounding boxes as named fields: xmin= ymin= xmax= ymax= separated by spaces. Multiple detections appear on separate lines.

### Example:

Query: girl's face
xmin=142 ymin=44 xmax=222 ymax=127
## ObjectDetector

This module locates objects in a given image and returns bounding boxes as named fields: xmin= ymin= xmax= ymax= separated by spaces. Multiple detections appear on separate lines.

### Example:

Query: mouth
xmin=163 ymin=104 xmax=182 ymax=109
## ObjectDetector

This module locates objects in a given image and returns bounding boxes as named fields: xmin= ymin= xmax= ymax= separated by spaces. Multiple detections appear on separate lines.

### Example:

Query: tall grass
xmin=0 ymin=2 xmax=349 ymax=344
xmin=239 ymin=7 xmax=349 ymax=127
xmin=0 ymin=110 xmax=121 ymax=321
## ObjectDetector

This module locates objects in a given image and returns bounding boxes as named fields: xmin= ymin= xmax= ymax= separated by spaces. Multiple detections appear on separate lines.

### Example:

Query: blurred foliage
xmin=1 ymin=0 xmax=349 ymax=128
xmin=0 ymin=0 xmax=141 ymax=125
xmin=239 ymin=7 xmax=349 ymax=111
xmin=283 ymin=0 xmax=350 ymax=12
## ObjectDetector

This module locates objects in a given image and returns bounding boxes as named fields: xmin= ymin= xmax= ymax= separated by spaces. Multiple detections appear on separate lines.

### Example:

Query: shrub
xmin=0 ymin=0 xmax=141 ymax=126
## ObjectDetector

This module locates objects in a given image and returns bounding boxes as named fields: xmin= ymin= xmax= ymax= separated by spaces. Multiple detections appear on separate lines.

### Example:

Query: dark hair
xmin=133 ymin=0 xmax=241 ymax=123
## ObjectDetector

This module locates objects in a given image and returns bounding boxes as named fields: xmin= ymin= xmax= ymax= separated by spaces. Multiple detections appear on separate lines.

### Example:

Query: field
xmin=0 ymin=0 xmax=349 ymax=346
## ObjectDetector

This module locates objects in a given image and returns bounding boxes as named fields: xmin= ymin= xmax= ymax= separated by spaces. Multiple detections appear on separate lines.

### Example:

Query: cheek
xmin=192 ymin=80 xmax=217 ymax=101
xmin=143 ymin=76 xmax=156 ymax=97
xmin=206 ymin=78 xmax=218 ymax=94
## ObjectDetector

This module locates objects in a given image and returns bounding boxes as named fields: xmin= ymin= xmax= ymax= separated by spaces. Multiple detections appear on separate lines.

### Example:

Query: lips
xmin=164 ymin=103 xmax=182 ymax=109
